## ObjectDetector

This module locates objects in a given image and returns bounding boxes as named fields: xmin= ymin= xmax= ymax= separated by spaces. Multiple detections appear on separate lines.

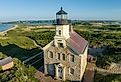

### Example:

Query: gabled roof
xmin=56 ymin=7 xmax=67 ymax=15
xmin=67 ymin=31 xmax=88 ymax=55
xmin=0 ymin=57 xmax=13 ymax=66
xmin=43 ymin=31 xmax=88 ymax=55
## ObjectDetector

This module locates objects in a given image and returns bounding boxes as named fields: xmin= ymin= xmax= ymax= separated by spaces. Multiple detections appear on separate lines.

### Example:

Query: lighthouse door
xmin=58 ymin=65 xmax=63 ymax=79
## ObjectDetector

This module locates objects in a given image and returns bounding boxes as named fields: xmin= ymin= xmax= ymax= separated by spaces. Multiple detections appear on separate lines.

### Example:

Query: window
xmin=61 ymin=14 xmax=67 ymax=19
xmin=70 ymin=68 xmax=74 ymax=75
xmin=59 ymin=30 xmax=61 ymax=35
xmin=58 ymin=40 xmax=62 ymax=42
xmin=56 ymin=14 xmax=61 ymax=19
xmin=58 ymin=53 xmax=60 ymax=60
xmin=48 ymin=51 xmax=53 ymax=58
xmin=58 ymin=43 xmax=64 ymax=48
xmin=62 ymin=54 xmax=65 ymax=60
xmin=70 ymin=55 xmax=74 ymax=62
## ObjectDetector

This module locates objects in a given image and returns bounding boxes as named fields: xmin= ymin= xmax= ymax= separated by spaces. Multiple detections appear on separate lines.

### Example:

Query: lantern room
xmin=56 ymin=7 xmax=68 ymax=25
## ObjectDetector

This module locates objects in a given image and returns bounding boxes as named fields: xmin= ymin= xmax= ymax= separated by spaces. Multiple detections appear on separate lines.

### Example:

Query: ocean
xmin=0 ymin=24 xmax=14 ymax=32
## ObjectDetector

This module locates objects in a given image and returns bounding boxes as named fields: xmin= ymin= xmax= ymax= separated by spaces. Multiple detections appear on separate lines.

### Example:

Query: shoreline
xmin=0 ymin=25 xmax=18 ymax=35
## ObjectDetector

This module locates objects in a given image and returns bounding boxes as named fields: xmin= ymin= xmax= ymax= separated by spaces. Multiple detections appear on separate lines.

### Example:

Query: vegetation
xmin=11 ymin=24 xmax=121 ymax=69
xmin=70 ymin=23 xmax=121 ymax=81
xmin=0 ymin=23 xmax=121 ymax=81
xmin=7 ymin=24 xmax=55 ymax=47
xmin=27 ymin=31 xmax=55 ymax=47
xmin=96 ymin=48 xmax=121 ymax=69
xmin=0 ymin=24 xmax=47 ymax=81
xmin=72 ymin=24 xmax=121 ymax=68
xmin=74 ymin=25 xmax=121 ymax=48
xmin=0 ymin=36 xmax=41 ymax=61
xmin=0 ymin=24 xmax=54 ymax=82
xmin=0 ymin=58 xmax=39 ymax=82
xmin=94 ymin=72 xmax=121 ymax=82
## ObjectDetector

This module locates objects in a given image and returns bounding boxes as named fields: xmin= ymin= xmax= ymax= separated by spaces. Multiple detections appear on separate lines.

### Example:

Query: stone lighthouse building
xmin=43 ymin=7 xmax=88 ymax=81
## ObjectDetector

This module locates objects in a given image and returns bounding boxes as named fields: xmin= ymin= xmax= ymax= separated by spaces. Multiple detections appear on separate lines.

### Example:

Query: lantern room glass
xmin=56 ymin=14 xmax=67 ymax=19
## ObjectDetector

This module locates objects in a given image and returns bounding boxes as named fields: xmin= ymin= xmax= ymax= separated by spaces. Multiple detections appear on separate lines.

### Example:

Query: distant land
xmin=1 ymin=20 xmax=121 ymax=32
xmin=1 ymin=20 xmax=121 ymax=25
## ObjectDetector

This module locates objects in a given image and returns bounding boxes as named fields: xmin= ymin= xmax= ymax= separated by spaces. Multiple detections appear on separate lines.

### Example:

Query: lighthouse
xmin=43 ymin=7 xmax=88 ymax=81
xmin=54 ymin=7 xmax=70 ymax=48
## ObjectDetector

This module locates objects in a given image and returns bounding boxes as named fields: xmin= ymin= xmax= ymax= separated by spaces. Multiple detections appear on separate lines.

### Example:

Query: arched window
xmin=48 ymin=51 xmax=53 ymax=58
xmin=59 ymin=30 xmax=61 ymax=35
xmin=69 ymin=68 xmax=74 ymax=75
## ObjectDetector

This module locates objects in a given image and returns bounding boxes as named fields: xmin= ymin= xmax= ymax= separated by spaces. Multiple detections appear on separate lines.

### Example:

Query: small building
xmin=43 ymin=7 xmax=88 ymax=81
xmin=0 ymin=57 xmax=13 ymax=71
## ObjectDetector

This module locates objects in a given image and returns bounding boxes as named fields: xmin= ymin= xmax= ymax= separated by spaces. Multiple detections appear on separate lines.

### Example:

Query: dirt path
xmin=35 ymin=71 xmax=61 ymax=82
xmin=83 ymin=63 xmax=95 ymax=82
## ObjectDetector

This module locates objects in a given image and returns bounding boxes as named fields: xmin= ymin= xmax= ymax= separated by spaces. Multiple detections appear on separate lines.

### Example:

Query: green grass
xmin=0 ymin=36 xmax=42 ymax=61
xmin=0 ymin=36 xmax=36 ymax=49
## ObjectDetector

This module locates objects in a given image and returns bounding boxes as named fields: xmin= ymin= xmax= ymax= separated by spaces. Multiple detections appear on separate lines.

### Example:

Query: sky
xmin=0 ymin=0 xmax=121 ymax=22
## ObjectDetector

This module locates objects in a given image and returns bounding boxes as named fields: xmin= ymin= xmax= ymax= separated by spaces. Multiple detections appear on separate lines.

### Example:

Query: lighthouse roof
xmin=56 ymin=7 xmax=67 ymax=15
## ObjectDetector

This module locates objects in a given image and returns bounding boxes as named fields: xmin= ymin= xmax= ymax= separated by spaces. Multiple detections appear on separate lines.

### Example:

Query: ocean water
xmin=0 ymin=24 xmax=13 ymax=32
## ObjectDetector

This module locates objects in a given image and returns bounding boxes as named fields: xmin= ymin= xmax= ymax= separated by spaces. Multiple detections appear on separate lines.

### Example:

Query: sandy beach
xmin=0 ymin=25 xmax=18 ymax=35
